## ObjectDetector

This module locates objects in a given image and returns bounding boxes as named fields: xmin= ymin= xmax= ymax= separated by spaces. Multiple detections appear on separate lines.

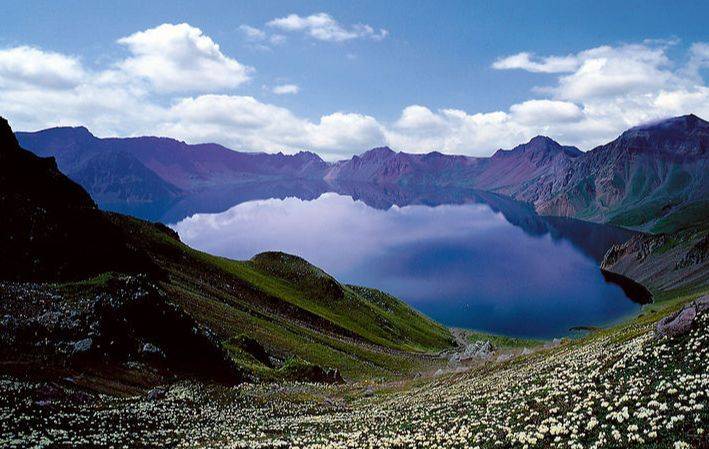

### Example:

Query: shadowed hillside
xmin=0 ymin=117 xmax=454 ymax=391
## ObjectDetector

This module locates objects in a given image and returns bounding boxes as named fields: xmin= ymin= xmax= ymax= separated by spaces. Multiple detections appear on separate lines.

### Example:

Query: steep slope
xmin=120 ymin=222 xmax=454 ymax=373
xmin=529 ymin=115 xmax=708 ymax=231
xmin=601 ymin=228 xmax=708 ymax=291
xmin=473 ymin=136 xmax=582 ymax=197
xmin=1 ymin=117 xmax=454 ymax=386
xmin=0 ymin=118 xmax=155 ymax=281
xmin=70 ymin=150 xmax=184 ymax=207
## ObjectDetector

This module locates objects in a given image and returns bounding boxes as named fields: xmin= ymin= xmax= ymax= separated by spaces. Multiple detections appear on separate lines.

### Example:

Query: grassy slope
xmin=7 ymin=272 xmax=705 ymax=448
xmin=111 ymin=214 xmax=454 ymax=381
xmin=465 ymin=330 xmax=543 ymax=348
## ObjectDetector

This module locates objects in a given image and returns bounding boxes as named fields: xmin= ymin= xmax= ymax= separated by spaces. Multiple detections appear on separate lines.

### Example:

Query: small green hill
xmin=113 ymin=214 xmax=454 ymax=381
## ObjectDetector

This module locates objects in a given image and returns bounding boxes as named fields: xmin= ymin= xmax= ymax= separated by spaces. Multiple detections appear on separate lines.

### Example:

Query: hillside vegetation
xmin=114 ymin=214 xmax=454 ymax=380
xmin=2 ymin=283 xmax=706 ymax=448
xmin=0 ymin=115 xmax=454 ymax=389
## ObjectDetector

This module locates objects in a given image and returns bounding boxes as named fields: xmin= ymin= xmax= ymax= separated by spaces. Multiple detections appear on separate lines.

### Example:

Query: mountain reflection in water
xmin=170 ymin=182 xmax=642 ymax=338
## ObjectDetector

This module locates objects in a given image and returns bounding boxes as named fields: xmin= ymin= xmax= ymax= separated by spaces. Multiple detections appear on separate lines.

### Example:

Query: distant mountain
xmin=16 ymin=127 xmax=329 ymax=213
xmin=472 ymin=136 xmax=582 ymax=196
xmin=526 ymin=114 xmax=708 ymax=232
xmin=16 ymin=114 xmax=708 ymax=232
xmin=325 ymin=146 xmax=486 ymax=186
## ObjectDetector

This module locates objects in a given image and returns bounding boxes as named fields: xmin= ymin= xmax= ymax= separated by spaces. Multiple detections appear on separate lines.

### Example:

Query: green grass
xmin=650 ymin=200 xmax=709 ymax=233
xmin=465 ymin=330 xmax=543 ymax=348
xmin=109 ymin=214 xmax=454 ymax=381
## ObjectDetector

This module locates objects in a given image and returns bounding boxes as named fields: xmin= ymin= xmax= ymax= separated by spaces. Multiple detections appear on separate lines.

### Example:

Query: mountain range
xmin=16 ymin=114 xmax=708 ymax=232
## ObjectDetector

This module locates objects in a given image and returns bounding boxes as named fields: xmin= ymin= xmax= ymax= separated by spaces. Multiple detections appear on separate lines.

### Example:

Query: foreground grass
xmin=2 ymin=286 xmax=706 ymax=448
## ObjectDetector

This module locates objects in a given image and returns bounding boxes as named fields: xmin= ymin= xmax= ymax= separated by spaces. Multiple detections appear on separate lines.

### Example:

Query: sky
xmin=1 ymin=0 xmax=708 ymax=159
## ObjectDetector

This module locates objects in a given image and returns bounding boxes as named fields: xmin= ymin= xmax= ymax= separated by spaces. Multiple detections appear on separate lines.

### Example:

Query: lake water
xmin=172 ymin=185 xmax=642 ymax=339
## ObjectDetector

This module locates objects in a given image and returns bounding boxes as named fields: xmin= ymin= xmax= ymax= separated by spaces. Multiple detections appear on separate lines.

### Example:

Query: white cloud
xmin=1 ymin=31 xmax=707 ymax=160
xmin=686 ymin=42 xmax=709 ymax=79
xmin=509 ymin=100 xmax=583 ymax=125
xmin=272 ymin=84 xmax=299 ymax=95
xmin=553 ymin=45 xmax=675 ymax=100
xmin=267 ymin=13 xmax=387 ymax=42
xmin=306 ymin=112 xmax=385 ymax=155
xmin=492 ymin=52 xmax=579 ymax=73
xmin=0 ymin=46 xmax=86 ymax=89
xmin=239 ymin=25 xmax=266 ymax=41
xmin=117 ymin=23 xmax=253 ymax=92
xmin=387 ymin=107 xmax=527 ymax=155
xmin=239 ymin=25 xmax=286 ymax=50
xmin=152 ymin=95 xmax=384 ymax=159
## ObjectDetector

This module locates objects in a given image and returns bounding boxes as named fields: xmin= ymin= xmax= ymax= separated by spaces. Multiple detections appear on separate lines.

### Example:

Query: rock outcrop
xmin=656 ymin=295 xmax=708 ymax=338
xmin=0 ymin=275 xmax=243 ymax=384
xmin=601 ymin=230 xmax=709 ymax=291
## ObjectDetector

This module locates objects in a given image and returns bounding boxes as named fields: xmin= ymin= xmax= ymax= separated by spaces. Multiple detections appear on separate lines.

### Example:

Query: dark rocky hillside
xmin=0 ymin=118 xmax=154 ymax=281
xmin=530 ymin=114 xmax=709 ymax=232
xmin=1 ymin=116 xmax=454 ymax=391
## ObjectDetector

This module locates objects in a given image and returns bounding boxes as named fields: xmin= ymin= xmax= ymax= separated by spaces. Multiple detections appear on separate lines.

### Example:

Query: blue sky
xmin=1 ymin=0 xmax=708 ymax=159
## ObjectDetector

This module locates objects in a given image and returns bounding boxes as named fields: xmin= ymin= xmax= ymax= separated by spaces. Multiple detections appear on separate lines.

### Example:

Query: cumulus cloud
xmin=509 ymin=100 xmax=583 ymax=125
xmin=272 ymin=84 xmax=299 ymax=95
xmin=0 ymin=46 xmax=86 ymax=89
xmin=117 ymin=23 xmax=253 ymax=92
xmin=151 ymin=95 xmax=384 ymax=158
xmin=0 ymin=29 xmax=707 ymax=159
xmin=552 ymin=45 xmax=675 ymax=100
xmin=267 ymin=13 xmax=388 ymax=42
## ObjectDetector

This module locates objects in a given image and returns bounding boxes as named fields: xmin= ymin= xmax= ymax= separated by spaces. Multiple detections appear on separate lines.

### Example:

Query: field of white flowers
xmin=2 ymin=300 xmax=707 ymax=449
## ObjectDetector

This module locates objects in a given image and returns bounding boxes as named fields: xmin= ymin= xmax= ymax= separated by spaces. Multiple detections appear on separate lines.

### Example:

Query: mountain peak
xmin=628 ymin=114 xmax=708 ymax=133
xmin=0 ymin=117 xmax=19 ymax=153
xmin=361 ymin=146 xmax=395 ymax=160
xmin=21 ymin=125 xmax=97 ymax=143
xmin=493 ymin=135 xmax=581 ymax=159
xmin=294 ymin=150 xmax=325 ymax=162
xmin=614 ymin=114 xmax=708 ymax=156
xmin=527 ymin=135 xmax=556 ymax=145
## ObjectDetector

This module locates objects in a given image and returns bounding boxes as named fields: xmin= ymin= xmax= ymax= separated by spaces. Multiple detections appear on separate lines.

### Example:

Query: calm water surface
xmin=172 ymin=188 xmax=641 ymax=338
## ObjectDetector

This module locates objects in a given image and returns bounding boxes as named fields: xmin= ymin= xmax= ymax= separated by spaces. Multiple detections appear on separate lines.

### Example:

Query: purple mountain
xmin=324 ymin=146 xmax=486 ymax=185
xmin=17 ymin=127 xmax=329 ymax=210
xmin=15 ymin=114 xmax=708 ymax=232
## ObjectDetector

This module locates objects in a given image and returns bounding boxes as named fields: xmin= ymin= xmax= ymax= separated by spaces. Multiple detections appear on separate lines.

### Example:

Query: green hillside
xmin=112 ymin=214 xmax=454 ymax=381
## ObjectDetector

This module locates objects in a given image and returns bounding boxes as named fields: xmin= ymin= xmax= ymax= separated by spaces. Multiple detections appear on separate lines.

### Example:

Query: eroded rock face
xmin=601 ymin=230 xmax=709 ymax=292
xmin=695 ymin=295 xmax=709 ymax=313
xmin=449 ymin=340 xmax=495 ymax=364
